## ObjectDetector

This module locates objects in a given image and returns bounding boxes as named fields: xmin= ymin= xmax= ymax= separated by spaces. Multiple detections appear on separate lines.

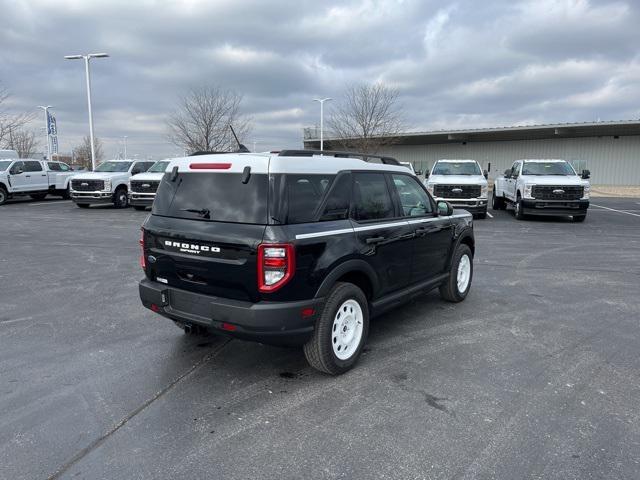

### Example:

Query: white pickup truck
xmin=70 ymin=159 xmax=155 ymax=208
xmin=128 ymin=160 xmax=170 ymax=210
xmin=0 ymin=158 xmax=76 ymax=206
xmin=424 ymin=159 xmax=489 ymax=219
xmin=492 ymin=159 xmax=590 ymax=222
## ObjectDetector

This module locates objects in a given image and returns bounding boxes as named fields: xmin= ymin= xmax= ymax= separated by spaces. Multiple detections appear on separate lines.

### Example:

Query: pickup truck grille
xmin=434 ymin=184 xmax=481 ymax=199
xmin=130 ymin=180 xmax=160 ymax=193
xmin=71 ymin=179 xmax=104 ymax=191
xmin=531 ymin=185 xmax=583 ymax=200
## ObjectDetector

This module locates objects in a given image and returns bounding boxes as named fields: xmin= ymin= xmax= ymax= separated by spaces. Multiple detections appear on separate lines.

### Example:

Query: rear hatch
xmin=143 ymin=156 xmax=269 ymax=302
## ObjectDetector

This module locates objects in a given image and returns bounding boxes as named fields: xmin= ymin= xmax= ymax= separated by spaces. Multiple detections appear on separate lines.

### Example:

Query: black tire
xmin=439 ymin=243 xmax=473 ymax=302
xmin=0 ymin=186 xmax=7 ymax=206
xmin=492 ymin=190 xmax=505 ymax=210
xmin=303 ymin=282 xmax=369 ymax=375
xmin=133 ymin=205 xmax=147 ymax=211
xmin=60 ymin=186 xmax=71 ymax=199
xmin=30 ymin=193 xmax=47 ymax=201
xmin=113 ymin=187 xmax=128 ymax=208
xmin=76 ymin=203 xmax=90 ymax=209
xmin=514 ymin=194 xmax=525 ymax=220
xmin=572 ymin=214 xmax=586 ymax=222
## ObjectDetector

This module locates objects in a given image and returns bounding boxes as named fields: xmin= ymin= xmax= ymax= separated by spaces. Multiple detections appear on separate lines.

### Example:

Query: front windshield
xmin=94 ymin=161 xmax=133 ymax=173
xmin=522 ymin=161 xmax=576 ymax=176
xmin=148 ymin=161 xmax=170 ymax=173
xmin=432 ymin=161 xmax=481 ymax=176
xmin=0 ymin=160 xmax=12 ymax=171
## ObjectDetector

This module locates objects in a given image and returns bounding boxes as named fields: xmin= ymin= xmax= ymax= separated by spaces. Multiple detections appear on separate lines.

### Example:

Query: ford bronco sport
xmin=138 ymin=150 xmax=475 ymax=374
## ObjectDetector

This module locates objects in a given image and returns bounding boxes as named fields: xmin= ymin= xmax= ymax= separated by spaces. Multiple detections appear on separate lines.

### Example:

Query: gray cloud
xmin=1 ymin=0 xmax=639 ymax=159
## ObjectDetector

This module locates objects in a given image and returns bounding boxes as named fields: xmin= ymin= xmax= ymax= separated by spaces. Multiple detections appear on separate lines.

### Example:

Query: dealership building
xmin=303 ymin=120 xmax=640 ymax=185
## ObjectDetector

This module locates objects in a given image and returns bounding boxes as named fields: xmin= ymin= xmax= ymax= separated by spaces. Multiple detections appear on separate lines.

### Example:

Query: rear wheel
xmin=0 ymin=186 xmax=7 ymax=205
xmin=492 ymin=190 xmax=505 ymax=210
xmin=514 ymin=194 xmax=525 ymax=220
xmin=439 ymin=243 xmax=473 ymax=302
xmin=113 ymin=187 xmax=128 ymax=208
xmin=30 ymin=193 xmax=47 ymax=201
xmin=572 ymin=214 xmax=586 ymax=222
xmin=303 ymin=282 xmax=369 ymax=375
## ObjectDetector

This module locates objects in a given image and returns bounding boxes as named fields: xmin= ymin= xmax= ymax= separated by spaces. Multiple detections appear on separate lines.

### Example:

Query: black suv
xmin=138 ymin=150 xmax=475 ymax=374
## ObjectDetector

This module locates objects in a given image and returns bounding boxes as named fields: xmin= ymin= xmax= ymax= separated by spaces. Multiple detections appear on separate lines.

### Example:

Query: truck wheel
xmin=77 ymin=203 xmax=90 ymax=208
xmin=60 ymin=186 xmax=71 ymax=199
xmin=303 ymin=282 xmax=369 ymax=375
xmin=514 ymin=194 xmax=525 ymax=220
xmin=439 ymin=243 xmax=473 ymax=302
xmin=133 ymin=205 xmax=147 ymax=211
xmin=0 ymin=186 xmax=7 ymax=206
xmin=113 ymin=187 xmax=128 ymax=208
xmin=492 ymin=190 xmax=505 ymax=210
xmin=30 ymin=193 xmax=47 ymax=201
xmin=572 ymin=214 xmax=586 ymax=222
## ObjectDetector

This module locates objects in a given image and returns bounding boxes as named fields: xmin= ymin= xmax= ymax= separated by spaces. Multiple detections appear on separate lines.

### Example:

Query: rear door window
xmin=23 ymin=161 xmax=43 ymax=172
xmin=280 ymin=174 xmax=335 ymax=224
xmin=351 ymin=172 xmax=395 ymax=221
xmin=153 ymin=172 xmax=269 ymax=224
xmin=48 ymin=162 xmax=61 ymax=171
xmin=320 ymin=173 xmax=352 ymax=221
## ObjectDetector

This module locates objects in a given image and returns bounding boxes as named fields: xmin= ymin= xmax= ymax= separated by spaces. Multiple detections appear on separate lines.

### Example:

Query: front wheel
xmin=0 ymin=186 xmax=7 ymax=206
xmin=492 ymin=190 xmax=505 ymax=210
xmin=113 ymin=188 xmax=128 ymax=208
xmin=514 ymin=195 xmax=525 ymax=220
xmin=439 ymin=243 xmax=473 ymax=302
xmin=303 ymin=282 xmax=369 ymax=375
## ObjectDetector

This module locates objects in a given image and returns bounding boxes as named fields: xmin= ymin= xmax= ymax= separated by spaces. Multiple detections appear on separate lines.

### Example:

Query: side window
xmin=144 ymin=162 xmax=154 ymax=171
xmin=510 ymin=162 xmax=520 ymax=177
xmin=391 ymin=174 xmax=433 ymax=217
xmin=320 ymin=173 xmax=351 ymax=221
xmin=24 ymin=161 xmax=43 ymax=172
xmin=10 ymin=161 xmax=24 ymax=174
xmin=285 ymin=174 xmax=336 ymax=224
xmin=131 ymin=162 xmax=145 ymax=173
xmin=48 ymin=162 xmax=61 ymax=171
xmin=59 ymin=163 xmax=70 ymax=171
xmin=351 ymin=172 xmax=395 ymax=221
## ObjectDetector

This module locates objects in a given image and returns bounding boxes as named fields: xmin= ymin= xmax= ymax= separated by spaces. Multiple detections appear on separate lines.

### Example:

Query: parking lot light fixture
xmin=64 ymin=53 xmax=110 ymax=171
xmin=313 ymin=98 xmax=332 ymax=153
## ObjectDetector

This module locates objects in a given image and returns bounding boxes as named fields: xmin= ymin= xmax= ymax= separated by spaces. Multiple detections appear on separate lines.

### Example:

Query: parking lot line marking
xmin=591 ymin=203 xmax=640 ymax=218
xmin=486 ymin=212 xmax=494 ymax=218
xmin=29 ymin=201 xmax=72 ymax=207
xmin=0 ymin=316 xmax=33 ymax=325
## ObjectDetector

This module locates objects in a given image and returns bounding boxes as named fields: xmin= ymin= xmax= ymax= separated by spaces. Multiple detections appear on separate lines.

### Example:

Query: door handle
xmin=25 ymin=175 xmax=31 ymax=178
xmin=365 ymin=236 xmax=385 ymax=245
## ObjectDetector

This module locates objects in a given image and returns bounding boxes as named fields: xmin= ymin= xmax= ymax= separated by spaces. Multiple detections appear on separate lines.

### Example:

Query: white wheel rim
xmin=331 ymin=299 xmax=364 ymax=360
xmin=457 ymin=254 xmax=471 ymax=293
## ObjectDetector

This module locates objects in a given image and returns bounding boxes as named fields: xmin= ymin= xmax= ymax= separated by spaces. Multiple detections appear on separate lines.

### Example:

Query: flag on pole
xmin=47 ymin=111 xmax=57 ymax=135
xmin=51 ymin=135 xmax=59 ymax=154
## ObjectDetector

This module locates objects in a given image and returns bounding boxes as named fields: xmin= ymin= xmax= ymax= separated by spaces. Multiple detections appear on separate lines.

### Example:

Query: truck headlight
xmin=523 ymin=184 xmax=534 ymax=199
xmin=481 ymin=185 xmax=488 ymax=198
xmin=103 ymin=180 xmax=111 ymax=192
xmin=426 ymin=183 xmax=434 ymax=195
xmin=582 ymin=184 xmax=590 ymax=199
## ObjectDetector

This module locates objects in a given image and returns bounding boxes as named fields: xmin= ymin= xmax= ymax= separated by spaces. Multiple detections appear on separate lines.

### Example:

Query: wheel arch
xmin=315 ymin=259 xmax=380 ymax=301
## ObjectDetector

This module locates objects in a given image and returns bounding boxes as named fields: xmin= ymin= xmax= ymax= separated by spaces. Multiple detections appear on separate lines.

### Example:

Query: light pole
xmin=64 ymin=52 xmax=109 ymax=170
xmin=313 ymin=97 xmax=332 ymax=152
xmin=123 ymin=135 xmax=128 ymax=159
xmin=37 ymin=106 xmax=53 ymax=160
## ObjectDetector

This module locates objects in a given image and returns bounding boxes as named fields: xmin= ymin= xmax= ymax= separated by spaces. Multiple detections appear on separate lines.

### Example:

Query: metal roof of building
xmin=304 ymin=119 xmax=640 ymax=147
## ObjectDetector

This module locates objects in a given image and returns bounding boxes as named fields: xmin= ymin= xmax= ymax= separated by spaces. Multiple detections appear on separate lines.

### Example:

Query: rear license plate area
xmin=169 ymin=290 xmax=211 ymax=319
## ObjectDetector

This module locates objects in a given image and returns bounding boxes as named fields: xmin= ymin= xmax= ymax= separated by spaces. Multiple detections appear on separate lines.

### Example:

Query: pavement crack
xmin=46 ymin=338 xmax=231 ymax=480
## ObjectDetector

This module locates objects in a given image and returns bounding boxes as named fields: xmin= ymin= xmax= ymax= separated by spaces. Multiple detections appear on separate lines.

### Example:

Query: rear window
xmin=276 ymin=174 xmax=336 ymax=224
xmin=153 ymin=172 xmax=269 ymax=224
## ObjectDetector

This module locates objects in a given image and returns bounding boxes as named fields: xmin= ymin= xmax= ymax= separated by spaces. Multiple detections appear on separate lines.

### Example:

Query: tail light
xmin=257 ymin=243 xmax=295 ymax=292
xmin=139 ymin=228 xmax=146 ymax=270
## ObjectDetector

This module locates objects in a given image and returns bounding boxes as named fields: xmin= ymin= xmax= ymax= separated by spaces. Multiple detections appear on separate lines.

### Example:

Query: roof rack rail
xmin=278 ymin=149 xmax=400 ymax=165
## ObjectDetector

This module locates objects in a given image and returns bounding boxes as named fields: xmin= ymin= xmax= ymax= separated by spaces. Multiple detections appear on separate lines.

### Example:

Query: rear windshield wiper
xmin=180 ymin=208 xmax=210 ymax=219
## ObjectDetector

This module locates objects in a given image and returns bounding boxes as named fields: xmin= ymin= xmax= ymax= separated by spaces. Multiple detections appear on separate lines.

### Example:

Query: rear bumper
xmin=70 ymin=191 xmax=113 ymax=204
xmin=522 ymin=199 xmax=589 ymax=216
xmin=129 ymin=193 xmax=155 ymax=206
xmin=139 ymin=278 xmax=322 ymax=346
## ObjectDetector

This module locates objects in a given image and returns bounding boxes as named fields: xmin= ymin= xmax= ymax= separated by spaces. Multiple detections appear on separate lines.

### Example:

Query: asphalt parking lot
xmin=1 ymin=197 xmax=639 ymax=480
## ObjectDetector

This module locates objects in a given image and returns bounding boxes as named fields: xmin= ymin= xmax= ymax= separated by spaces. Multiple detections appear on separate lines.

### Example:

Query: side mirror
xmin=437 ymin=200 xmax=453 ymax=216
xmin=425 ymin=171 xmax=430 ymax=178
xmin=504 ymin=169 xmax=511 ymax=178
xmin=581 ymin=169 xmax=590 ymax=179
xmin=483 ymin=169 xmax=489 ymax=179
xmin=415 ymin=170 xmax=423 ymax=176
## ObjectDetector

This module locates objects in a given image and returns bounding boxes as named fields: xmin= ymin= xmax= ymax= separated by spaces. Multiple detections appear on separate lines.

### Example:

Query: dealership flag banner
xmin=47 ymin=112 xmax=58 ymax=154
xmin=51 ymin=135 xmax=58 ymax=154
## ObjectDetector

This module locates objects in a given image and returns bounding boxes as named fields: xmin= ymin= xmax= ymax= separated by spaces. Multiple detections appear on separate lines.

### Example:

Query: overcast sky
xmin=1 ymin=0 xmax=639 ymax=159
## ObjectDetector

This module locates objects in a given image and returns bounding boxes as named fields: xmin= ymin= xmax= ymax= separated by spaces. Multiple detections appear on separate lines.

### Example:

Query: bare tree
xmin=328 ymin=83 xmax=405 ymax=154
xmin=0 ymin=85 xmax=35 ymax=146
xmin=166 ymin=86 xmax=251 ymax=153
xmin=5 ymin=128 xmax=39 ymax=158
xmin=72 ymin=136 xmax=104 ymax=169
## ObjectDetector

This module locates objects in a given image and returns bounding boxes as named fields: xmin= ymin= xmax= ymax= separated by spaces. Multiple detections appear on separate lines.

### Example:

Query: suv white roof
xmin=519 ymin=159 xmax=568 ymax=163
xmin=435 ymin=159 xmax=478 ymax=163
